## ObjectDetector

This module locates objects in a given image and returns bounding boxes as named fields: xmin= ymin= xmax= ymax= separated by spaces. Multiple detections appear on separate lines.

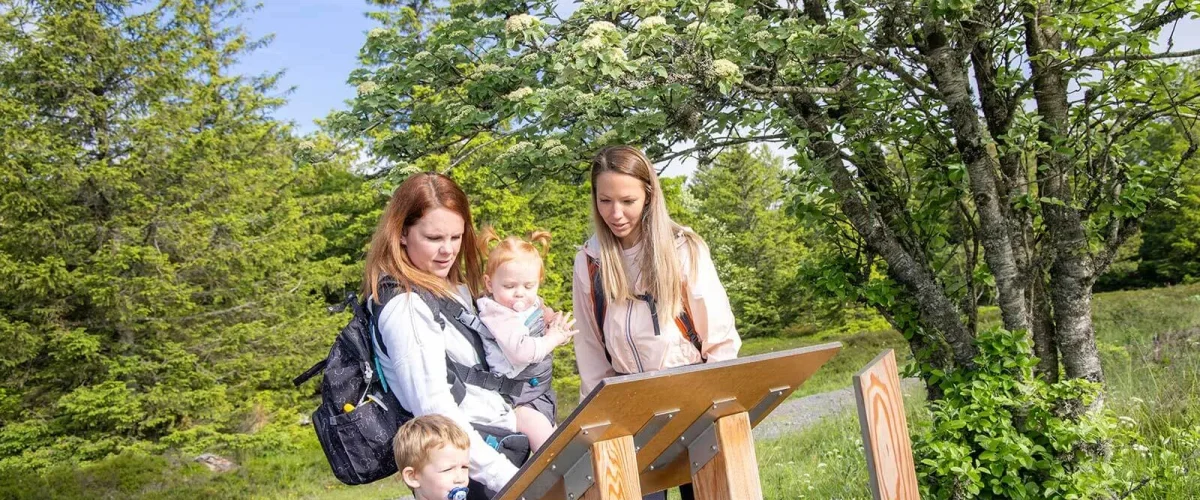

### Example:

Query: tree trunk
xmin=1024 ymin=2 xmax=1104 ymax=385
xmin=788 ymin=95 xmax=978 ymax=371
xmin=920 ymin=25 xmax=1032 ymax=337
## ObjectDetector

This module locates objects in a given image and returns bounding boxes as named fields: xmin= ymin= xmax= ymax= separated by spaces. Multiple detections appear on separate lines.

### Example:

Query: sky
xmin=235 ymin=1 xmax=1200 ymax=179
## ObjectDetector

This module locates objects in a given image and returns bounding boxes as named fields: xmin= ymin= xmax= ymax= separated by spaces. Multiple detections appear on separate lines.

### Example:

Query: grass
xmin=736 ymin=283 xmax=1200 ymax=499
xmin=6 ymin=284 xmax=1199 ymax=499
xmin=0 ymin=435 xmax=414 ymax=500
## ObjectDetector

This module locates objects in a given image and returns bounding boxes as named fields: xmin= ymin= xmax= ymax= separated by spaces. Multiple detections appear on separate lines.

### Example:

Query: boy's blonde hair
xmin=393 ymin=414 xmax=470 ymax=472
xmin=478 ymin=227 xmax=552 ymax=280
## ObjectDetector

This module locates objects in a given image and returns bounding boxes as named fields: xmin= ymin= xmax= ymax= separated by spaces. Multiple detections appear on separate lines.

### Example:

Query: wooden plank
xmin=581 ymin=435 xmax=642 ymax=500
xmin=853 ymin=350 xmax=919 ymax=500
xmin=495 ymin=342 xmax=842 ymax=500
xmin=691 ymin=412 xmax=763 ymax=500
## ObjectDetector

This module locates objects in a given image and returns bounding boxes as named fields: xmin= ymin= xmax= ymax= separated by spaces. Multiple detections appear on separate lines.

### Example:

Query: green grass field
xmin=5 ymin=284 xmax=1199 ymax=499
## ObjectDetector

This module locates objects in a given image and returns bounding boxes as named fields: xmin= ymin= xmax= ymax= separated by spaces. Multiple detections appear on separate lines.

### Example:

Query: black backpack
xmin=294 ymin=283 xmax=532 ymax=486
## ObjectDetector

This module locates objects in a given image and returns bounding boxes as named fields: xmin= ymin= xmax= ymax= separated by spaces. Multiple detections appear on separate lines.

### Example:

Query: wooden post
xmin=853 ymin=349 xmax=919 ymax=500
xmin=691 ymin=411 xmax=763 ymax=500
xmin=582 ymin=435 xmax=642 ymax=500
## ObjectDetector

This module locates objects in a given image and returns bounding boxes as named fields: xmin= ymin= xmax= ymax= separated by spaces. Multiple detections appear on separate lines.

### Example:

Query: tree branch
xmin=654 ymin=134 xmax=789 ymax=163
xmin=1077 ymin=47 xmax=1200 ymax=65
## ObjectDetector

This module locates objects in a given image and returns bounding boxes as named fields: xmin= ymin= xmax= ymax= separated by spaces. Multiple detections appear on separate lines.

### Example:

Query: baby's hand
xmin=548 ymin=311 xmax=578 ymax=346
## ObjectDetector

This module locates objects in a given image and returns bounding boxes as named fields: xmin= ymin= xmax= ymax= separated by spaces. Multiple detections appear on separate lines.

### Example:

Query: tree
xmin=333 ymin=0 xmax=1200 ymax=390
xmin=0 ymin=0 xmax=365 ymax=469
xmin=688 ymin=145 xmax=816 ymax=337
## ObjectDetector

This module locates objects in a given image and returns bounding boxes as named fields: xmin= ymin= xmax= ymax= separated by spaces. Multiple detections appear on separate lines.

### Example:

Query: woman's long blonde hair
xmin=590 ymin=145 xmax=704 ymax=321
xmin=362 ymin=172 xmax=483 ymax=302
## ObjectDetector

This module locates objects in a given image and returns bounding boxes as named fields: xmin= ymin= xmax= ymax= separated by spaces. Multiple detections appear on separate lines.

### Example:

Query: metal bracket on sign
xmin=517 ymin=422 xmax=610 ymax=500
xmin=747 ymin=386 xmax=791 ymax=425
xmin=562 ymin=448 xmax=594 ymax=500
xmin=645 ymin=398 xmax=742 ymax=473
xmin=686 ymin=423 xmax=720 ymax=475
xmin=633 ymin=409 xmax=679 ymax=452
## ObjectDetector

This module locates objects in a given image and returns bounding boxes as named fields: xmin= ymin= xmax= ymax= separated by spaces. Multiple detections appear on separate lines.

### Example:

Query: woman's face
xmin=595 ymin=171 xmax=647 ymax=248
xmin=404 ymin=207 xmax=465 ymax=279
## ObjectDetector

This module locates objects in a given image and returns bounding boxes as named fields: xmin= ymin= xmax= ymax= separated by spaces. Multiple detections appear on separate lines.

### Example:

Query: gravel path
xmin=752 ymin=378 xmax=923 ymax=441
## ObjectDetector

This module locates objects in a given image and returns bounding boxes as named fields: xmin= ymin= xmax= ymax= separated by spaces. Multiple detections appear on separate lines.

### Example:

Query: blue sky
xmin=235 ymin=2 xmax=376 ymax=133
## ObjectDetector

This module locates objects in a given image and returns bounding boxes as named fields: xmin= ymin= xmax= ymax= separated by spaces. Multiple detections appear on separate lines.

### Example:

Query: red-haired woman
xmin=364 ymin=172 xmax=520 ymax=498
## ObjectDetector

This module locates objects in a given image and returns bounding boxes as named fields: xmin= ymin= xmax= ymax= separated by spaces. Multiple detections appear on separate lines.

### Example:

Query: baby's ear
xmin=400 ymin=466 xmax=421 ymax=489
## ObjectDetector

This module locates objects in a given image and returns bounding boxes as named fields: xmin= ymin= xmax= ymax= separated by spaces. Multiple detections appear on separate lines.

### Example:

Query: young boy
xmin=394 ymin=414 xmax=472 ymax=500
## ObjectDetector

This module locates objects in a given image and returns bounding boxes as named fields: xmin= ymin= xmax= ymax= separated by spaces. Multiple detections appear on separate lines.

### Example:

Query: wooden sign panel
xmin=495 ymin=342 xmax=842 ymax=500
xmin=853 ymin=349 xmax=919 ymax=500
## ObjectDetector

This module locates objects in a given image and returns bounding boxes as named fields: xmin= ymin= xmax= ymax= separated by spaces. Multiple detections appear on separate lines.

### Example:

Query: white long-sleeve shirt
xmin=373 ymin=285 xmax=518 ymax=493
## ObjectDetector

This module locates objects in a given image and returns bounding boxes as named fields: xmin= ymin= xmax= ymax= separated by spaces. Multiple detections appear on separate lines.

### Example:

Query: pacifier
xmin=512 ymin=300 xmax=529 ymax=312
xmin=448 ymin=486 xmax=469 ymax=500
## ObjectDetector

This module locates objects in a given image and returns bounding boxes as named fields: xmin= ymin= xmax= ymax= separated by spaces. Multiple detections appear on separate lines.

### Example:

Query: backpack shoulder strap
xmin=677 ymin=280 xmax=704 ymax=359
xmin=586 ymin=256 xmax=612 ymax=365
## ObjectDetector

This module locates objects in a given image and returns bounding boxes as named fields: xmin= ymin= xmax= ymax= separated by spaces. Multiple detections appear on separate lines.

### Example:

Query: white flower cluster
xmin=743 ymin=14 xmax=763 ymax=24
xmin=506 ymin=141 xmax=535 ymax=156
xmin=584 ymin=21 xmax=617 ymax=37
xmin=505 ymin=87 xmax=534 ymax=102
xmin=368 ymin=27 xmax=387 ymax=39
xmin=580 ymin=36 xmax=605 ymax=51
xmin=605 ymin=47 xmax=629 ymax=64
xmin=505 ymin=14 xmax=538 ymax=34
xmin=357 ymin=81 xmax=379 ymax=96
xmin=541 ymin=139 xmax=569 ymax=157
xmin=708 ymin=1 xmax=735 ymax=16
xmin=750 ymin=31 xmax=772 ymax=43
xmin=297 ymin=140 xmax=316 ymax=151
xmin=710 ymin=59 xmax=740 ymax=79
xmin=471 ymin=63 xmax=502 ymax=76
xmin=638 ymin=16 xmax=666 ymax=30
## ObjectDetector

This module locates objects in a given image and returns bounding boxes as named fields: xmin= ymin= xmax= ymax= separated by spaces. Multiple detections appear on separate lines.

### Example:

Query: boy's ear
xmin=401 ymin=466 xmax=421 ymax=489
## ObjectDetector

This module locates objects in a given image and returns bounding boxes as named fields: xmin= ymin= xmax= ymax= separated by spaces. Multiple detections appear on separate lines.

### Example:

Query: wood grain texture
xmin=494 ymin=343 xmax=842 ymax=500
xmin=581 ymin=435 xmax=642 ymax=500
xmin=853 ymin=350 xmax=919 ymax=500
xmin=692 ymin=412 xmax=763 ymax=500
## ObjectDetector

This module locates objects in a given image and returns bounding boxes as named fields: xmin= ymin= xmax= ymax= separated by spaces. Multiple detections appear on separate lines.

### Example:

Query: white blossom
xmin=357 ymin=81 xmax=379 ymax=96
xmin=708 ymin=1 xmax=735 ymax=16
xmin=710 ymin=59 xmax=741 ymax=79
xmin=580 ymin=35 xmax=605 ymax=51
xmin=585 ymin=21 xmax=617 ymax=37
xmin=505 ymin=14 xmax=538 ymax=34
xmin=505 ymin=87 xmax=534 ymax=102
xmin=638 ymin=16 xmax=666 ymax=30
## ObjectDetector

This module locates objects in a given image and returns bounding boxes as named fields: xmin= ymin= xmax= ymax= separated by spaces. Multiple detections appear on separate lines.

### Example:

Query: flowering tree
xmin=333 ymin=0 xmax=1200 ymax=391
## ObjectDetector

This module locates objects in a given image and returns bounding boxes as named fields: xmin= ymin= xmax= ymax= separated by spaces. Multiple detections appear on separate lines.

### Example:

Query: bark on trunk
xmin=920 ymin=25 xmax=1031 ymax=336
xmin=1029 ymin=265 xmax=1060 ymax=382
xmin=789 ymin=96 xmax=978 ymax=370
xmin=1024 ymin=2 xmax=1104 ymax=384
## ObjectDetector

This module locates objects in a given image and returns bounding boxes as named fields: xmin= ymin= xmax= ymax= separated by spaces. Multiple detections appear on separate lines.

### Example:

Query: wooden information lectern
xmin=495 ymin=342 xmax=842 ymax=500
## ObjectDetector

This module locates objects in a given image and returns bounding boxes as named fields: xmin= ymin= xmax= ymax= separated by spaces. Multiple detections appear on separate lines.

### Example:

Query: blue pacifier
xmin=448 ymin=486 xmax=469 ymax=500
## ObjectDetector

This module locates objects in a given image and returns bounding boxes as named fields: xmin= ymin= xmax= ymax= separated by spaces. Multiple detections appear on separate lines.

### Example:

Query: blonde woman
xmin=571 ymin=145 xmax=742 ymax=500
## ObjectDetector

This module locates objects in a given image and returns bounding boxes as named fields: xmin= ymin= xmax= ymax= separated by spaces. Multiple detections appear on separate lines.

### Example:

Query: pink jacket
xmin=572 ymin=234 xmax=741 ymax=397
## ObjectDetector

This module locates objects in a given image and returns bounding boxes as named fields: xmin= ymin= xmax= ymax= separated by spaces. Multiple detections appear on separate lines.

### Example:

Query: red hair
xmin=362 ymin=172 xmax=483 ymax=301
xmin=478 ymin=227 xmax=552 ymax=280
